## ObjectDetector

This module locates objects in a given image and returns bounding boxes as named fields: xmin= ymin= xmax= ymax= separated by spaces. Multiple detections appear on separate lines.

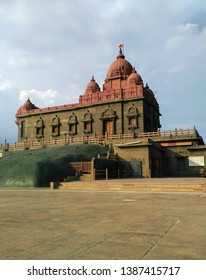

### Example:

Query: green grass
xmin=0 ymin=144 xmax=107 ymax=188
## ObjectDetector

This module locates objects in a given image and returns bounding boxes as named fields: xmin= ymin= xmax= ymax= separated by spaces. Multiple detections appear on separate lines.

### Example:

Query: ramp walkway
xmin=57 ymin=177 xmax=206 ymax=193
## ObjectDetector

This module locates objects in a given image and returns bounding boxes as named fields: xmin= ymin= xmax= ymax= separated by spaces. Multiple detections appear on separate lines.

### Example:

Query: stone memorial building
xmin=15 ymin=47 xmax=206 ymax=178
xmin=15 ymin=48 xmax=160 ymax=142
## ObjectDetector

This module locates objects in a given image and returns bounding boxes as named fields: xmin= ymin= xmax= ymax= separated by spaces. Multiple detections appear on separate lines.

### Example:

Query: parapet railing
xmin=138 ymin=128 xmax=196 ymax=138
xmin=0 ymin=128 xmax=197 ymax=152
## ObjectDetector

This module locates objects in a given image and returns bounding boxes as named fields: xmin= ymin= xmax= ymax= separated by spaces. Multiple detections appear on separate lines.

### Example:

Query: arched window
xmin=20 ymin=120 xmax=26 ymax=138
xmin=51 ymin=115 xmax=60 ymax=137
xmin=82 ymin=110 xmax=93 ymax=134
xmin=35 ymin=117 xmax=44 ymax=138
xmin=67 ymin=113 xmax=78 ymax=135
xmin=127 ymin=105 xmax=139 ymax=129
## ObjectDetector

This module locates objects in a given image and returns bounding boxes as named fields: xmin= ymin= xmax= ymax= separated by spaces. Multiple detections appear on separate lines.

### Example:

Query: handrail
xmin=0 ymin=128 xmax=196 ymax=152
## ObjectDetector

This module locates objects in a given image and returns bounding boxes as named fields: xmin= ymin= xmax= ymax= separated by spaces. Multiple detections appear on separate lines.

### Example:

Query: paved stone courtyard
xmin=0 ymin=186 xmax=206 ymax=260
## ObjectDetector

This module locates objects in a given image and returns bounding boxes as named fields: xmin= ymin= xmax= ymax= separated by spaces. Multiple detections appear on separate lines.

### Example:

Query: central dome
xmin=107 ymin=49 xmax=133 ymax=79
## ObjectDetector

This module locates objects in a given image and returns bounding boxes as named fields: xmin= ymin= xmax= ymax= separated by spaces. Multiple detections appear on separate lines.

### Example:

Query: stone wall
xmin=17 ymin=97 xmax=152 ymax=143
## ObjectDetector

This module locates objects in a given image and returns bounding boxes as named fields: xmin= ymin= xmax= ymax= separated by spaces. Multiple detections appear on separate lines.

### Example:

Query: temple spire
xmin=117 ymin=47 xmax=125 ymax=59
xmin=119 ymin=43 xmax=124 ymax=55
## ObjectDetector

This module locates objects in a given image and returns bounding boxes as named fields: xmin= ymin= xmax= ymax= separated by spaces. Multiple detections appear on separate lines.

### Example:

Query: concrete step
xmin=79 ymin=173 xmax=92 ymax=181
xmin=58 ymin=180 xmax=206 ymax=193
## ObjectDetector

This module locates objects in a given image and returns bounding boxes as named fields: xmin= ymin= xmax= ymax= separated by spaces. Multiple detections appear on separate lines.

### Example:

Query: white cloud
xmin=19 ymin=89 xmax=58 ymax=106
xmin=177 ymin=22 xmax=199 ymax=33
xmin=7 ymin=53 xmax=53 ymax=70
xmin=99 ymin=0 xmax=126 ymax=19
xmin=0 ymin=80 xmax=13 ymax=91
xmin=167 ymin=63 xmax=184 ymax=75
xmin=66 ymin=74 xmax=84 ymax=101
xmin=165 ymin=22 xmax=200 ymax=51
xmin=165 ymin=35 xmax=185 ymax=51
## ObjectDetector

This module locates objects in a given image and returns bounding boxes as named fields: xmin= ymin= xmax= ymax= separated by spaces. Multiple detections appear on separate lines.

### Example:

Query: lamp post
xmin=25 ymin=137 xmax=28 ymax=149
xmin=4 ymin=139 xmax=7 ymax=151
xmin=64 ymin=133 xmax=67 ymax=145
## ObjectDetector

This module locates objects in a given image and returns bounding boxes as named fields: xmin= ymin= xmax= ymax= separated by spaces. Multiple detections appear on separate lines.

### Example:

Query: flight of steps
xmin=79 ymin=173 xmax=92 ymax=181
xmin=57 ymin=179 xmax=206 ymax=193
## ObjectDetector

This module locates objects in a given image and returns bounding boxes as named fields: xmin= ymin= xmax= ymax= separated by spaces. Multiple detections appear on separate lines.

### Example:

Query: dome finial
xmin=117 ymin=48 xmax=125 ymax=59
xmin=132 ymin=66 xmax=136 ymax=73
xmin=119 ymin=43 xmax=124 ymax=51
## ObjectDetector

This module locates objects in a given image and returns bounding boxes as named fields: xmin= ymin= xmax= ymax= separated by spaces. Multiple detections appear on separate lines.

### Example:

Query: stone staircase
xmin=79 ymin=173 xmax=92 ymax=181
xmin=62 ymin=147 xmax=119 ymax=184
xmin=57 ymin=178 xmax=206 ymax=193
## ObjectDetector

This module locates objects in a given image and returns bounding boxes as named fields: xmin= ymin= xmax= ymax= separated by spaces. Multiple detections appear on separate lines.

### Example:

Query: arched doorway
xmin=103 ymin=120 xmax=113 ymax=135
xmin=101 ymin=106 xmax=116 ymax=136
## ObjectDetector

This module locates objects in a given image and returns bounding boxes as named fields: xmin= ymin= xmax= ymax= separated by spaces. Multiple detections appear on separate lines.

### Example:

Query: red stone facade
xmin=15 ymin=48 xmax=161 ymax=143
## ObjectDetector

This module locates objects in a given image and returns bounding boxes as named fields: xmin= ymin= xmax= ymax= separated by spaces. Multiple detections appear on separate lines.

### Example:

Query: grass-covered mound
xmin=0 ymin=144 xmax=107 ymax=188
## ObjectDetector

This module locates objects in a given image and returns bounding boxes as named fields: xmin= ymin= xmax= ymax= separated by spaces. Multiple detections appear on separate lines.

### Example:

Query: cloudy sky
xmin=0 ymin=0 xmax=205 ymax=143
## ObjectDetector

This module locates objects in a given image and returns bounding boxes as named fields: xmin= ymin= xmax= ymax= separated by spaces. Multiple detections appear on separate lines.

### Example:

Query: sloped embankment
xmin=0 ymin=144 xmax=107 ymax=188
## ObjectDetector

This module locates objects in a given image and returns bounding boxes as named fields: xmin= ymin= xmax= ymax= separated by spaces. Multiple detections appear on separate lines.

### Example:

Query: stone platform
xmin=1 ymin=178 xmax=206 ymax=260
xmin=57 ymin=177 xmax=206 ymax=193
